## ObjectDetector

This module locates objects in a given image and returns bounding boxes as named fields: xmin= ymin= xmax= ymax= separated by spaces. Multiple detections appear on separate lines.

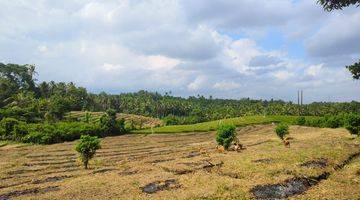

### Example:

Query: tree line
xmin=1 ymin=63 xmax=360 ymax=125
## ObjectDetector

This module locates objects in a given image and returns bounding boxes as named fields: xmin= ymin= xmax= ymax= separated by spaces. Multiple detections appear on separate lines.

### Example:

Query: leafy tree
xmin=216 ymin=124 xmax=236 ymax=150
xmin=345 ymin=114 xmax=360 ymax=136
xmin=48 ymin=95 xmax=71 ymax=120
xmin=346 ymin=60 xmax=360 ymax=80
xmin=275 ymin=123 xmax=289 ymax=141
xmin=100 ymin=109 xmax=117 ymax=134
xmin=318 ymin=0 xmax=360 ymax=11
xmin=75 ymin=135 xmax=101 ymax=169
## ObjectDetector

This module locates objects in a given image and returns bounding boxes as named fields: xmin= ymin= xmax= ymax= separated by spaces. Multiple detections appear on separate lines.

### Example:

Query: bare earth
xmin=0 ymin=125 xmax=359 ymax=199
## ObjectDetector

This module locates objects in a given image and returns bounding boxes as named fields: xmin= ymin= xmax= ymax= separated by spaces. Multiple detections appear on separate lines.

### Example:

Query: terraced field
xmin=0 ymin=125 xmax=359 ymax=199
xmin=66 ymin=111 xmax=164 ymax=128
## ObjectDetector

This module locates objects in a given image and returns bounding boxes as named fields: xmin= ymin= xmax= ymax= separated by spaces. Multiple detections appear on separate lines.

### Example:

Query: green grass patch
xmin=133 ymin=115 xmax=319 ymax=134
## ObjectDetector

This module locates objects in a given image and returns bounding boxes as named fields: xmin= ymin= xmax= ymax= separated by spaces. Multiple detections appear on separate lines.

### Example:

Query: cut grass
xmin=0 ymin=125 xmax=358 ymax=199
xmin=134 ymin=115 xmax=319 ymax=134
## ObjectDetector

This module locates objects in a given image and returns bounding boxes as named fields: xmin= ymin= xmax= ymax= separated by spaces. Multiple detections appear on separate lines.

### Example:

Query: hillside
xmin=65 ymin=111 xmax=164 ymax=129
xmin=135 ymin=115 xmax=320 ymax=133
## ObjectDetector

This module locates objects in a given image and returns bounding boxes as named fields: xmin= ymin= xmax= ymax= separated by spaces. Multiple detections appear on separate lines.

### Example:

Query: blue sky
xmin=0 ymin=0 xmax=359 ymax=103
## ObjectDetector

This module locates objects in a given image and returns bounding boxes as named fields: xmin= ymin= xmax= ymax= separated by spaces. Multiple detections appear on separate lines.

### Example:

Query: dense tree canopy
xmin=318 ymin=0 xmax=360 ymax=11
xmin=1 ymin=63 xmax=360 ymax=125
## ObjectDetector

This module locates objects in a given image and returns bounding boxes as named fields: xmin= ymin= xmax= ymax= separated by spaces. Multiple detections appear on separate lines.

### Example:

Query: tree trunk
xmin=84 ymin=160 xmax=88 ymax=169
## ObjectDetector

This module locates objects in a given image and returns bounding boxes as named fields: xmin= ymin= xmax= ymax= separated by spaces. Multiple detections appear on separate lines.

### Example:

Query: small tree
xmin=216 ymin=124 xmax=236 ymax=150
xmin=275 ymin=123 xmax=289 ymax=142
xmin=345 ymin=114 xmax=360 ymax=137
xmin=75 ymin=135 xmax=101 ymax=169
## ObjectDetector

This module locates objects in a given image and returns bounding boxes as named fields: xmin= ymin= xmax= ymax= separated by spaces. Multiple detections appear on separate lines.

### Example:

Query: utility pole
xmin=297 ymin=90 xmax=300 ymax=105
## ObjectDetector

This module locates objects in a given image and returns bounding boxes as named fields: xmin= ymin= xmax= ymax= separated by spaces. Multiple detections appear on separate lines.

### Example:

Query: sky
xmin=1 ymin=0 xmax=360 ymax=103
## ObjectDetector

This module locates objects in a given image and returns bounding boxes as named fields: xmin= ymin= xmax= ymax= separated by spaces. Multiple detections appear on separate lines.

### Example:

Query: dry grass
xmin=0 ymin=125 xmax=359 ymax=199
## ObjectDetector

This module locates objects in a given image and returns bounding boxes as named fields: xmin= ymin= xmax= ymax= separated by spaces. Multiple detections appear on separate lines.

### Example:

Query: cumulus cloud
xmin=0 ymin=0 xmax=359 ymax=102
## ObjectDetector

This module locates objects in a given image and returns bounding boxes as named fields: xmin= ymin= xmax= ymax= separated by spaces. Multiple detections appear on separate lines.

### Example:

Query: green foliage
xmin=75 ymin=135 xmax=101 ymax=169
xmin=0 ymin=118 xmax=19 ymax=140
xmin=318 ymin=0 xmax=360 ymax=11
xmin=18 ymin=122 xmax=103 ymax=144
xmin=99 ymin=109 xmax=125 ymax=135
xmin=275 ymin=123 xmax=289 ymax=141
xmin=296 ymin=116 xmax=306 ymax=125
xmin=346 ymin=60 xmax=360 ymax=80
xmin=216 ymin=124 xmax=236 ymax=150
xmin=324 ymin=115 xmax=343 ymax=128
xmin=345 ymin=114 xmax=360 ymax=136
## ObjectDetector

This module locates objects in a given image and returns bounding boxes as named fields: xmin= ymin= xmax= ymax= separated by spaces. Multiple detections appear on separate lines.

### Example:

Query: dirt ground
xmin=0 ymin=125 xmax=359 ymax=199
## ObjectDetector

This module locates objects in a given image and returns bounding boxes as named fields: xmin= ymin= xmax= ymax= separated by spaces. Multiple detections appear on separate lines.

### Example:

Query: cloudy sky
xmin=1 ymin=0 xmax=359 ymax=102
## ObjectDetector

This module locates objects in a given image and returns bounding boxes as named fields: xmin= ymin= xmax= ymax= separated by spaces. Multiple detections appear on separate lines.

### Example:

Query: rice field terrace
xmin=0 ymin=124 xmax=359 ymax=199
xmin=66 ymin=111 xmax=164 ymax=129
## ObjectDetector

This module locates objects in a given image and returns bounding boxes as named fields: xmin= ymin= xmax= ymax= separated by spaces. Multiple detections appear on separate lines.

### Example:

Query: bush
xmin=296 ymin=117 xmax=306 ymax=125
xmin=22 ymin=131 xmax=44 ymax=144
xmin=275 ymin=123 xmax=289 ymax=141
xmin=12 ymin=122 xmax=29 ymax=141
xmin=216 ymin=124 xmax=236 ymax=150
xmin=345 ymin=114 xmax=360 ymax=137
xmin=0 ymin=118 xmax=20 ymax=140
xmin=75 ymin=135 xmax=101 ymax=169
xmin=324 ymin=116 xmax=342 ymax=128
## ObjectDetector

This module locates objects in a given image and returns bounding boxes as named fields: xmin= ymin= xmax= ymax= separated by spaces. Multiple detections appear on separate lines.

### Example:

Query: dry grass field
xmin=0 ymin=125 xmax=359 ymax=199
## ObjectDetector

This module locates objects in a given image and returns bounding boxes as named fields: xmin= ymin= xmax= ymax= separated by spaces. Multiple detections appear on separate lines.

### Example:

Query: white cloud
xmin=187 ymin=76 xmax=207 ymax=91
xmin=101 ymin=63 xmax=123 ymax=71
xmin=273 ymin=71 xmax=294 ymax=80
xmin=213 ymin=81 xmax=241 ymax=91
xmin=0 ymin=0 xmax=359 ymax=102
xmin=306 ymin=64 xmax=323 ymax=77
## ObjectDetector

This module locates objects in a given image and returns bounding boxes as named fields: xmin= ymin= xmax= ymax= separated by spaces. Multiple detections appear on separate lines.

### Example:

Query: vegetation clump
xmin=75 ymin=135 xmax=101 ymax=169
xmin=275 ymin=123 xmax=290 ymax=147
xmin=216 ymin=124 xmax=236 ymax=150
xmin=345 ymin=114 xmax=360 ymax=137
xmin=296 ymin=116 xmax=306 ymax=126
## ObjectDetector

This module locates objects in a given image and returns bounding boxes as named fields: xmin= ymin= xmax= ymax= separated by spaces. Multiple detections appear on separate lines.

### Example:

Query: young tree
xmin=216 ymin=124 xmax=236 ymax=150
xmin=345 ymin=114 xmax=360 ymax=137
xmin=75 ymin=135 xmax=101 ymax=169
xmin=275 ymin=123 xmax=289 ymax=146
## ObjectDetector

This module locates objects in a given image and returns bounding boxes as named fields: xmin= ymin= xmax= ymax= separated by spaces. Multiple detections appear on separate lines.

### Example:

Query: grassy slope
xmin=134 ymin=115 xmax=319 ymax=134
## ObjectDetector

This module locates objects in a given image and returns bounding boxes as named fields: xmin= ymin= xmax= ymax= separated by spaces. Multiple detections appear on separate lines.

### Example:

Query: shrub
xmin=324 ymin=116 xmax=342 ymax=128
xmin=275 ymin=123 xmax=289 ymax=141
xmin=296 ymin=116 xmax=306 ymax=125
xmin=12 ymin=122 xmax=28 ymax=141
xmin=75 ymin=135 xmax=101 ymax=169
xmin=345 ymin=114 xmax=360 ymax=137
xmin=22 ymin=131 xmax=44 ymax=144
xmin=216 ymin=124 xmax=236 ymax=150
xmin=0 ymin=118 xmax=19 ymax=140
